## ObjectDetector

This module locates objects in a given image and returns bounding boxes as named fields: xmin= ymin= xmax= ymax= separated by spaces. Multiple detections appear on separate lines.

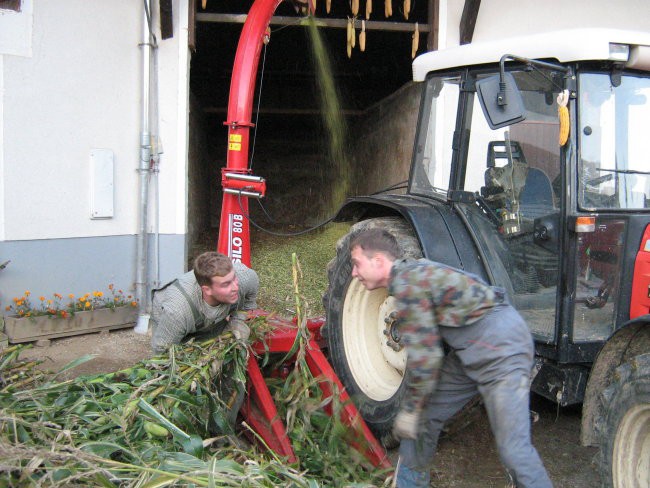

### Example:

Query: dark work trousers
xmin=396 ymin=304 xmax=553 ymax=488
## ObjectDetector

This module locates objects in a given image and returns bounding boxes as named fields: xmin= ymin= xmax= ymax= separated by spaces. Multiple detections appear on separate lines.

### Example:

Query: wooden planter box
xmin=2 ymin=306 xmax=138 ymax=344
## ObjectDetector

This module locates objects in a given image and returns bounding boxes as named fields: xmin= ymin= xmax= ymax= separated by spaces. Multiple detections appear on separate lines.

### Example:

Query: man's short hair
xmin=193 ymin=252 xmax=234 ymax=286
xmin=349 ymin=228 xmax=400 ymax=260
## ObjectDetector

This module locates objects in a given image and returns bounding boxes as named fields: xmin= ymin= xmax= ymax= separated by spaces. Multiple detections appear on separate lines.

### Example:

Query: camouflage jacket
xmin=388 ymin=258 xmax=504 ymax=413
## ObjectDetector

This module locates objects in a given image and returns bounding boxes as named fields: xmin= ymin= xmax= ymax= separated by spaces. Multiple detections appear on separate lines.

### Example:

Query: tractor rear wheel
xmin=324 ymin=217 xmax=422 ymax=446
xmin=599 ymin=352 xmax=650 ymax=487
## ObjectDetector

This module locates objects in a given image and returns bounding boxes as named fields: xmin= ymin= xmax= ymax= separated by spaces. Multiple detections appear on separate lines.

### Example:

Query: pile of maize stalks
xmin=0 ymin=255 xmax=391 ymax=487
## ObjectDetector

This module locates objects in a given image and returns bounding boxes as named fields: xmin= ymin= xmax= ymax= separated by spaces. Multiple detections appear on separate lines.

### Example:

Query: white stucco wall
xmin=0 ymin=0 xmax=188 ymax=242
xmin=0 ymin=1 xmax=189 ymax=310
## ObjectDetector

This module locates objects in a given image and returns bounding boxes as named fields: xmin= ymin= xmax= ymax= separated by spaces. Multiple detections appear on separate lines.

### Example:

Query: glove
xmin=226 ymin=312 xmax=251 ymax=341
xmin=392 ymin=409 xmax=421 ymax=440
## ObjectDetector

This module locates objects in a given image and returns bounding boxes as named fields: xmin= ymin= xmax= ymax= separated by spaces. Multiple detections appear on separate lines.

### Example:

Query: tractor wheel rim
xmin=613 ymin=403 xmax=650 ymax=487
xmin=342 ymin=278 xmax=406 ymax=401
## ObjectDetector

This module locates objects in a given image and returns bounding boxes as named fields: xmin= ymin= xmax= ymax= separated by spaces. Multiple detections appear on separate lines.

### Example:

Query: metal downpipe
xmin=135 ymin=0 xmax=153 ymax=332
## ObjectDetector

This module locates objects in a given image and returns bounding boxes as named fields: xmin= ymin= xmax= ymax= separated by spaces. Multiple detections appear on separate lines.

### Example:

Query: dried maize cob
xmin=411 ymin=22 xmax=419 ymax=59
xmin=201 ymin=0 xmax=207 ymax=9
xmin=347 ymin=19 xmax=353 ymax=58
xmin=351 ymin=21 xmax=356 ymax=48
xmin=327 ymin=0 xmax=331 ymax=13
xmin=366 ymin=0 xmax=372 ymax=19
xmin=385 ymin=0 xmax=392 ymax=17
xmin=404 ymin=0 xmax=410 ymax=19
xmin=557 ymin=89 xmax=570 ymax=146
xmin=352 ymin=0 xmax=359 ymax=15
xmin=360 ymin=20 xmax=366 ymax=51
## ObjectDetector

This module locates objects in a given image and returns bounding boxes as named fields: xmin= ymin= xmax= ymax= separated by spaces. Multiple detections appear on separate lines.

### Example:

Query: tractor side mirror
xmin=476 ymin=72 xmax=527 ymax=129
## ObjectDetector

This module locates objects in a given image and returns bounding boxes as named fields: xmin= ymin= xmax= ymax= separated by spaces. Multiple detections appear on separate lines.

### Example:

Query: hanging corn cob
xmin=327 ymin=0 xmax=331 ymax=13
xmin=366 ymin=0 xmax=372 ymax=19
xmin=385 ymin=0 xmax=392 ymax=17
xmin=352 ymin=0 xmax=359 ymax=16
xmin=360 ymin=20 xmax=366 ymax=52
xmin=351 ymin=19 xmax=356 ymax=48
xmin=412 ymin=22 xmax=419 ymax=59
xmin=347 ymin=18 xmax=353 ymax=58
xmin=404 ymin=0 xmax=410 ymax=19
xmin=202 ymin=0 xmax=207 ymax=9
xmin=557 ymin=89 xmax=570 ymax=146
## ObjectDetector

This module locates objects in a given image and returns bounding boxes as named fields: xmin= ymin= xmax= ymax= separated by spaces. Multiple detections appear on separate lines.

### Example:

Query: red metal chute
xmin=217 ymin=0 xmax=391 ymax=470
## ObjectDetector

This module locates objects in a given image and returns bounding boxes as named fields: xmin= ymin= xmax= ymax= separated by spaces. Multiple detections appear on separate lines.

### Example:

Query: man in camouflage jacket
xmin=349 ymin=228 xmax=552 ymax=488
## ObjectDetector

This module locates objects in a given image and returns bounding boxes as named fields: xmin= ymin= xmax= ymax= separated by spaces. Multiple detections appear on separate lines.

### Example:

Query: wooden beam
xmin=196 ymin=12 xmax=430 ymax=33
xmin=159 ymin=0 xmax=174 ymax=40
xmin=428 ymin=0 xmax=438 ymax=51
xmin=459 ymin=0 xmax=480 ymax=45
xmin=188 ymin=0 xmax=196 ymax=51
xmin=203 ymin=106 xmax=364 ymax=116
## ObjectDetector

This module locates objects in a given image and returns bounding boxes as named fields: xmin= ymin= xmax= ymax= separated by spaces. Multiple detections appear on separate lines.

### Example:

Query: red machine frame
xmin=216 ymin=0 xmax=390 ymax=470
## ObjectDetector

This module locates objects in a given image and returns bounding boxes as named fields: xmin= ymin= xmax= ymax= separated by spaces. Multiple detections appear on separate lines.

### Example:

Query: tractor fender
xmin=580 ymin=315 xmax=650 ymax=446
xmin=333 ymin=195 xmax=489 ymax=280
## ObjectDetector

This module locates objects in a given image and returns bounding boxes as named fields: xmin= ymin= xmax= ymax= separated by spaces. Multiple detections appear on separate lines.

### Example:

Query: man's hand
xmin=229 ymin=320 xmax=250 ymax=341
xmin=393 ymin=409 xmax=421 ymax=440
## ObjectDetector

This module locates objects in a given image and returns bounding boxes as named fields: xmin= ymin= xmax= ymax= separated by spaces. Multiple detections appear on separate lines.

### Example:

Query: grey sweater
xmin=150 ymin=262 xmax=259 ymax=353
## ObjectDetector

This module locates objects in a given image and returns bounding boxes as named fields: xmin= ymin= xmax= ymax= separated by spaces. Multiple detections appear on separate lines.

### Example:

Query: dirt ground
xmin=17 ymin=327 xmax=600 ymax=487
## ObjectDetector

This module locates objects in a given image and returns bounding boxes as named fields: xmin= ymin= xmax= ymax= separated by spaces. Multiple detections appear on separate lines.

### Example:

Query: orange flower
xmin=130 ymin=301 xmax=138 ymax=307
xmin=39 ymin=296 xmax=45 ymax=301
xmin=24 ymin=291 xmax=30 ymax=296
xmin=54 ymin=293 xmax=62 ymax=299
xmin=69 ymin=294 xmax=75 ymax=299
xmin=47 ymin=299 xmax=52 ymax=305
xmin=18 ymin=310 xmax=24 ymax=316
xmin=108 ymin=284 xmax=114 ymax=290
xmin=5 ymin=306 xmax=10 ymax=311
xmin=85 ymin=302 xmax=91 ymax=309
xmin=59 ymin=310 xmax=69 ymax=319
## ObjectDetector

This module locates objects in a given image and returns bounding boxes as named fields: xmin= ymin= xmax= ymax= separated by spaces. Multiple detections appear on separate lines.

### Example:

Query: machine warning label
xmin=228 ymin=134 xmax=242 ymax=151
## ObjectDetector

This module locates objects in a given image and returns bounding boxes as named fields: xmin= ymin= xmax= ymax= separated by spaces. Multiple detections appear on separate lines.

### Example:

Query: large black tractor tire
xmin=324 ymin=217 xmax=422 ymax=447
xmin=598 ymin=352 xmax=650 ymax=487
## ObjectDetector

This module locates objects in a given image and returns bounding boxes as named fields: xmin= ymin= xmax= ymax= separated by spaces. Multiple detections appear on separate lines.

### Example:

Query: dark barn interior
xmin=186 ymin=0 xmax=433 ymax=254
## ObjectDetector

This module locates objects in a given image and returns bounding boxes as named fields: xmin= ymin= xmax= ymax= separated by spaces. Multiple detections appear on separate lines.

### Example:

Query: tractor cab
xmin=407 ymin=29 xmax=650 ymax=404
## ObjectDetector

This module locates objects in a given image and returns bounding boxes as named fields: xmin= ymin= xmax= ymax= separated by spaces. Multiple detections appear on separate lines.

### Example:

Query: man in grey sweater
xmin=151 ymin=252 xmax=259 ymax=354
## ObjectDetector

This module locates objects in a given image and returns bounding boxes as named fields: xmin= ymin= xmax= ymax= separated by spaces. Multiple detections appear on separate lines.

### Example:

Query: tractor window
xmin=578 ymin=73 xmax=650 ymax=210
xmin=463 ymin=69 xmax=563 ymax=341
xmin=409 ymin=74 xmax=460 ymax=197
xmin=573 ymin=218 xmax=625 ymax=341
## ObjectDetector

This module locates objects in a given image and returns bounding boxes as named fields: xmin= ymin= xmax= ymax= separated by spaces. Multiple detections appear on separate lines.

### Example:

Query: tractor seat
xmin=519 ymin=168 xmax=555 ymax=220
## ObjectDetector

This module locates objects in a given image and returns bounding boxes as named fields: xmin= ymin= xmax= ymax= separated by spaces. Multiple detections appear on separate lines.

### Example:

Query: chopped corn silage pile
xmin=0 ymin=253 xmax=391 ymax=487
